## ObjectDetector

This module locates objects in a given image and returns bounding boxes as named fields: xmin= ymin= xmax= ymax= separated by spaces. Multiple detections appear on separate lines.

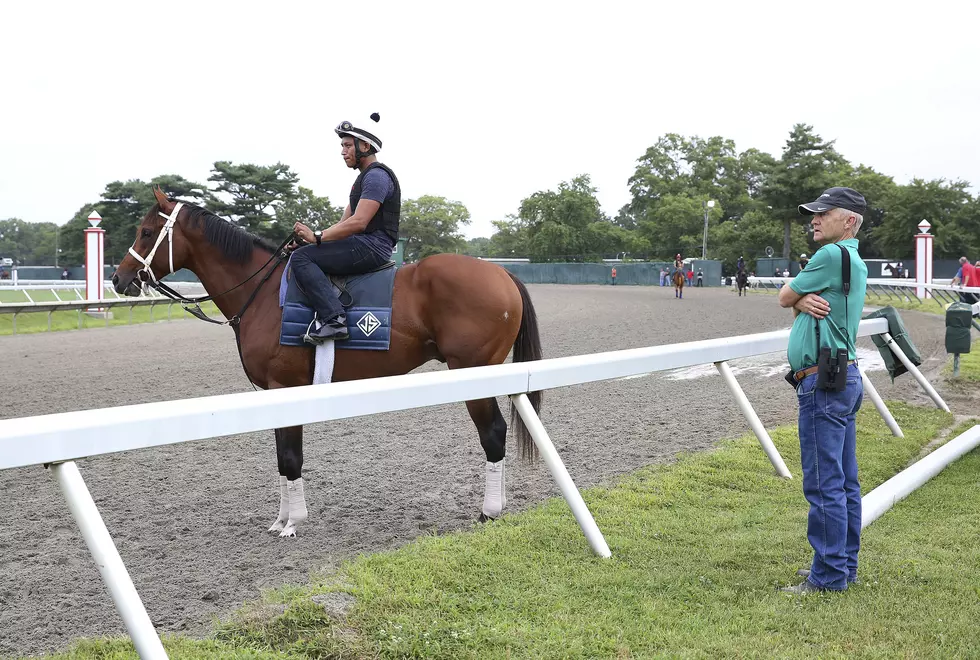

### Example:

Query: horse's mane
xmin=152 ymin=201 xmax=279 ymax=264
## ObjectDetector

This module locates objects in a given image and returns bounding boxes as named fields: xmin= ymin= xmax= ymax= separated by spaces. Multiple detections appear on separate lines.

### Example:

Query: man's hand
xmin=293 ymin=222 xmax=315 ymax=244
xmin=794 ymin=293 xmax=830 ymax=319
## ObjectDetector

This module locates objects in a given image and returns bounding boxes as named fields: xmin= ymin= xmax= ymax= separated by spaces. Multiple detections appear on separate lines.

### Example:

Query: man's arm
xmin=319 ymin=199 xmax=380 ymax=242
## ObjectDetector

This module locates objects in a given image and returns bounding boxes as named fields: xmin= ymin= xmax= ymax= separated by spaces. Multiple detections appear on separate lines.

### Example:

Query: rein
xmin=146 ymin=235 xmax=295 ymax=327
xmin=129 ymin=202 xmax=301 ymax=391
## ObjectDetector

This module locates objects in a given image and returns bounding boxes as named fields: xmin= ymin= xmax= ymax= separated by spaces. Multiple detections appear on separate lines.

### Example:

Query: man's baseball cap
xmin=798 ymin=187 xmax=867 ymax=216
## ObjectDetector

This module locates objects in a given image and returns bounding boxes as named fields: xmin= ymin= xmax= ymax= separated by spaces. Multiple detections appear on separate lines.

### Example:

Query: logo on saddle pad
xmin=356 ymin=311 xmax=381 ymax=336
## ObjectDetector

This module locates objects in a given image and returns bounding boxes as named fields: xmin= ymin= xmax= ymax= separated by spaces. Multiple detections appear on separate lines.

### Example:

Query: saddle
xmin=278 ymin=259 xmax=396 ymax=350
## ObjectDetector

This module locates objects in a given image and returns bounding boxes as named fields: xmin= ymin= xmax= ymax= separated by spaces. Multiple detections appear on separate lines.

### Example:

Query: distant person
xmin=958 ymin=256 xmax=976 ymax=303
xmin=61 ymin=268 xmax=69 ymax=280
xmin=737 ymin=255 xmax=745 ymax=274
xmin=687 ymin=268 xmax=694 ymax=285
xmin=799 ymin=253 xmax=809 ymax=271
xmin=696 ymin=268 xmax=704 ymax=287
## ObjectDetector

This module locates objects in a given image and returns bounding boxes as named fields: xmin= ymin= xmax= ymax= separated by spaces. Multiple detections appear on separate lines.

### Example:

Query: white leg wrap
xmin=268 ymin=475 xmax=289 ymax=533
xmin=279 ymin=477 xmax=308 ymax=538
xmin=482 ymin=459 xmax=506 ymax=519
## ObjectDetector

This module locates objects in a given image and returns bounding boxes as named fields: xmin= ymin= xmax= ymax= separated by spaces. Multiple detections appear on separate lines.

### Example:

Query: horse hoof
xmin=268 ymin=519 xmax=286 ymax=534
xmin=278 ymin=522 xmax=298 ymax=537
xmin=477 ymin=512 xmax=496 ymax=523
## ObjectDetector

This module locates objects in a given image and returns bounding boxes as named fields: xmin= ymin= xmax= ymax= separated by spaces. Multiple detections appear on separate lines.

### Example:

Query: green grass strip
xmin=32 ymin=403 xmax=980 ymax=659
xmin=0 ymin=292 xmax=223 ymax=335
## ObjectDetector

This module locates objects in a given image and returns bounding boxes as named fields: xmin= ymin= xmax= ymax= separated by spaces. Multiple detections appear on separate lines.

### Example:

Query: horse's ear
xmin=152 ymin=186 xmax=174 ymax=214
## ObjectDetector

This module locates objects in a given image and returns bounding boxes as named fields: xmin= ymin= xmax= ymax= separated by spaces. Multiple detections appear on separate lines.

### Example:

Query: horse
xmin=735 ymin=270 xmax=749 ymax=297
xmin=111 ymin=188 xmax=543 ymax=537
xmin=672 ymin=269 xmax=685 ymax=299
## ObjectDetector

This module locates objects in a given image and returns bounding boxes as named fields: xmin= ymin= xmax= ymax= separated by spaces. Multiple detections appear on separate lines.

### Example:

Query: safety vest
xmin=350 ymin=162 xmax=401 ymax=242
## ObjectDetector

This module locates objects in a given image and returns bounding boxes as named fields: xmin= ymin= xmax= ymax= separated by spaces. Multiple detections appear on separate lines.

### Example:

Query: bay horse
xmin=111 ymin=188 xmax=543 ymax=537
xmin=672 ymin=269 xmax=685 ymax=299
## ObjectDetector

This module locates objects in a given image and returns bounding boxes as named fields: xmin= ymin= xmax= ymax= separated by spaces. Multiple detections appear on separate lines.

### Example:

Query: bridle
xmin=126 ymin=201 xmax=298 ymax=391
xmin=129 ymin=202 xmax=184 ymax=285
xmin=127 ymin=202 xmax=295 ymax=327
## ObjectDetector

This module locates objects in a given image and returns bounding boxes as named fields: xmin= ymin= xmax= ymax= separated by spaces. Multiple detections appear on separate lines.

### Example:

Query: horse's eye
xmin=142 ymin=228 xmax=153 ymax=239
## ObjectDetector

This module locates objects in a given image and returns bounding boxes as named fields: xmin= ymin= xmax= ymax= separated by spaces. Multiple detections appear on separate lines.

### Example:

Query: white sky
xmin=2 ymin=0 xmax=978 ymax=240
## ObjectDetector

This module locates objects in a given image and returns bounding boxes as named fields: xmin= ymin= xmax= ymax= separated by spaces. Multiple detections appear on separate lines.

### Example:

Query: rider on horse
xmin=289 ymin=113 xmax=401 ymax=344
xmin=673 ymin=253 xmax=685 ymax=281
xmin=737 ymin=255 xmax=745 ymax=275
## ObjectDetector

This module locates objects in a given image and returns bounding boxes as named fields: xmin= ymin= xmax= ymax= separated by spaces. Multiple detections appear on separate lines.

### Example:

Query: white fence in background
xmin=0 ymin=280 xmax=210 ymax=333
xmin=0 ymin=317 xmax=962 ymax=658
xmin=747 ymin=276 xmax=980 ymax=313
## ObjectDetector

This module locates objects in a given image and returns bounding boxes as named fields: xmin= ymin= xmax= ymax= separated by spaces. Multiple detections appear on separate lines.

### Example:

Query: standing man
xmin=696 ymin=268 xmax=704 ymax=287
xmin=777 ymin=187 xmax=869 ymax=594
xmin=799 ymin=253 xmax=809 ymax=271
xmin=958 ymin=256 xmax=976 ymax=304
xmin=290 ymin=114 xmax=401 ymax=343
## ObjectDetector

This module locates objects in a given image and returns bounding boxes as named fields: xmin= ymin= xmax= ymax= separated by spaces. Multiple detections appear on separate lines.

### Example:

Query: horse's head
xmin=112 ymin=187 xmax=194 ymax=296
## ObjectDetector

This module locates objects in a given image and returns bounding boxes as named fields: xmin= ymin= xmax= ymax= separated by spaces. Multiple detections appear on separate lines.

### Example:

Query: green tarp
xmin=862 ymin=306 xmax=923 ymax=382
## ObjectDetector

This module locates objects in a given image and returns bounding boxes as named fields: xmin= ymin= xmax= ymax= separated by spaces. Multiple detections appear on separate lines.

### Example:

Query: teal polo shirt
xmin=786 ymin=238 xmax=868 ymax=372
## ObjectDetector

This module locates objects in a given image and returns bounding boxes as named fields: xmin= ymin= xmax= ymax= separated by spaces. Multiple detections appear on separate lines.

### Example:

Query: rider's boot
xmin=304 ymin=314 xmax=349 ymax=344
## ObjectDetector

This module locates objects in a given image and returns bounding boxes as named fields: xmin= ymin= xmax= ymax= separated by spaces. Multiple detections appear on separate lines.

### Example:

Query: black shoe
xmin=304 ymin=316 xmax=349 ymax=344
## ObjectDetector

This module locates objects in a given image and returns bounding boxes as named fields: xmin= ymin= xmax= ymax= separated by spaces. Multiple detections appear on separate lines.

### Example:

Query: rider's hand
xmin=795 ymin=293 xmax=830 ymax=319
xmin=293 ymin=222 xmax=315 ymax=244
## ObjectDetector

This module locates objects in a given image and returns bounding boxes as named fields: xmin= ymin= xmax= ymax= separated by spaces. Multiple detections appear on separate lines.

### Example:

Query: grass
xmin=0 ymin=287 xmax=223 ymax=335
xmin=945 ymin=338 xmax=980 ymax=383
xmin=27 ymin=401 xmax=980 ymax=659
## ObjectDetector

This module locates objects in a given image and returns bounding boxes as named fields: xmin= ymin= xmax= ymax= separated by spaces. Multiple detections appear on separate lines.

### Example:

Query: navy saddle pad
xmin=279 ymin=261 xmax=396 ymax=350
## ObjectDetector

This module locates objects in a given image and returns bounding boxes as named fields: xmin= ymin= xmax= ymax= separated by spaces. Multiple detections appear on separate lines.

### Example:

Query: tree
xmin=844 ymin=165 xmax=897 ymax=258
xmin=636 ymin=195 xmax=722 ymax=259
xmin=760 ymin=124 xmax=851 ymax=259
xmin=487 ymin=219 xmax=528 ymax=258
xmin=398 ymin=195 xmax=471 ymax=262
xmin=0 ymin=218 xmax=59 ymax=266
xmin=207 ymin=161 xmax=299 ymax=239
xmin=873 ymin=178 xmax=978 ymax=259
xmin=515 ymin=175 xmax=606 ymax=261
xmin=276 ymin=187 xmax=343 ymax=231
xmin=462 ymin=237 xmax=491 ymax=258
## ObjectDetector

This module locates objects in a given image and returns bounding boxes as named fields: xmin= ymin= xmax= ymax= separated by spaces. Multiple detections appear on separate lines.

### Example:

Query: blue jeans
xmin=289 ymin=236 xmax=391 ymax=322
xmin=796 ymin=362 xmax=864 ymax=590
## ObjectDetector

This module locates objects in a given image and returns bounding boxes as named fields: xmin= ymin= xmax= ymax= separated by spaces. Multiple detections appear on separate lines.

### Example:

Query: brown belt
xmin=794 ymin=360 xmax=856 ymax=383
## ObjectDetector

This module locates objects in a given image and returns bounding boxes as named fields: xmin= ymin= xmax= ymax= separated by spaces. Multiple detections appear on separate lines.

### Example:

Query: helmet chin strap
xmin=128 ymin=202 xmax=184 ymax=284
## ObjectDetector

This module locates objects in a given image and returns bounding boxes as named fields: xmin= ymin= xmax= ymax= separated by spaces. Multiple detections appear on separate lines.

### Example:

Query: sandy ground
xmin=0 ymin=284 xmax=958 ymax=656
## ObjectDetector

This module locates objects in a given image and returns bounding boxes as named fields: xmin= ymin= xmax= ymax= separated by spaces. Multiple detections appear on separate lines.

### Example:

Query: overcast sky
xmin=2 ymin=1 xmax=978 ymax=240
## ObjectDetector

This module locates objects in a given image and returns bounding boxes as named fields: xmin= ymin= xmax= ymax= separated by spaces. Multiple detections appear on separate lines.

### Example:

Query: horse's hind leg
xmin=270 ymin=424 xmax=308 ymax=537
xmin=464 ymin=397 xmax=509 ymax=522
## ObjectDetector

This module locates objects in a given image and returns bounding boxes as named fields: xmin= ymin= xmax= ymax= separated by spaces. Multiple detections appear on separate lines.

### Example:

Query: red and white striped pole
xmin=85 ymin=211 xmax=106 ymax=312
xmin=914 ymin=219 xmax=933 ymax=299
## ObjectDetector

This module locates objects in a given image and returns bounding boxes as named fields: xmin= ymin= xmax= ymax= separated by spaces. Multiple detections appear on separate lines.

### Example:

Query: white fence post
xmin=880 ymin=332 xmax=950 ymax=412
xmin=859 ymin=366 xmax=903 ymax=438
xmin=49 ymin=461 xmax=168 ymax=659
xmin=861 ymin=425 xmax=980 ymax=528
xmin=510 ymin=393 xmax=611 ymax=558
xmin=713 ymin=361 xmax=792 ymax=478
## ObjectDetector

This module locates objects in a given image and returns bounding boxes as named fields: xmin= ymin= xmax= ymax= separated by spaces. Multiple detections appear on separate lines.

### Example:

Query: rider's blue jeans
xmin=289 ymin=237 xmax=390 ymax=322
xmin=796 ymin=363 xmax=864 ymax=590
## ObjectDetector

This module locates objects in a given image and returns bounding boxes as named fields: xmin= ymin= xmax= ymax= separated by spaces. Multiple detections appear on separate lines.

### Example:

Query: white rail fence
xmin=0 ymin=280 xmax=210 ymax=333
xmin=0 ymin=318 xmax=964 ymax=658
xmin=747 ymin=276 xmax=980 ymax=313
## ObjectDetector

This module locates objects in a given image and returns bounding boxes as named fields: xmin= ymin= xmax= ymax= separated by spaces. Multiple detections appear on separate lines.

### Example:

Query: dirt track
xmin=0 ymin=285 xmax=956 ymax=656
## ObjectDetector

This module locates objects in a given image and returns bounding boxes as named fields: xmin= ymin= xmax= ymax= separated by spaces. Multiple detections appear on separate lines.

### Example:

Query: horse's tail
xmin=507 ymin=271 xmax=543 ymax=462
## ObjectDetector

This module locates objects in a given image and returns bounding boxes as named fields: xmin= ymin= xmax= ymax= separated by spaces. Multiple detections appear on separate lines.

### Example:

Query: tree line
xmin=3 ymin=123 xmax=978 ymax=274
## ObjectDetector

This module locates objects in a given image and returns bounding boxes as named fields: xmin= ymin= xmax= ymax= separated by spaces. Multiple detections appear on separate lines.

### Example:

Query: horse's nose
xmin=111 ymin=274 xmax=119 ymax=287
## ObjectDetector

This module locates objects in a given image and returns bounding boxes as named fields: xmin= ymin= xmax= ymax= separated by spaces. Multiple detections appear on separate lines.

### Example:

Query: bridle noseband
xmin=129 ymin=202 xmax=183 ymax=285
xmin=126 ymin=202 xmax=295 ymax=327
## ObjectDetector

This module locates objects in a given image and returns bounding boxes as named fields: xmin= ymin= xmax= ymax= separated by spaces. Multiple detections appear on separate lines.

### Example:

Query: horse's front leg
xmin=269 ymin=424 xmax=308 ymax=537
